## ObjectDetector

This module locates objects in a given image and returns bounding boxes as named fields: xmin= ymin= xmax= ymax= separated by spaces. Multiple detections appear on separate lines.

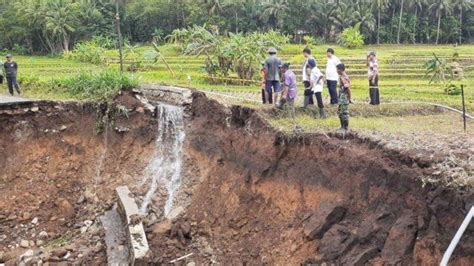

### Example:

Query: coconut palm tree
xmin=330 ymin=0 xmax=356 ymax=31
xmin=429 ymin=0 xmax=454 ymax=44
xmin=453 ymin=0 xmax=474 ymax=44
xmin=353 ymin=0 xmax=376 ymax=38
xmin=397 ymin=0 xmax=405 ymax=44
xmin=373 ymin=0 xmax=389 ymax=44
xmin=409 ymin=0 xmax=428 ymax=43
xmin=260 ymin=0 xmax=289 ymax=30
xmin=45 ymin=0 xmax=79 ymax=52
xmin=204 ymin=0 xmax=224 ymax=15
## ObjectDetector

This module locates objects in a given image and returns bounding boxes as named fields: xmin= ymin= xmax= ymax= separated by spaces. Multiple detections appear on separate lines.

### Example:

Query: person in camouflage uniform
xmin=336 ymin=63 xmax=352 ymax=130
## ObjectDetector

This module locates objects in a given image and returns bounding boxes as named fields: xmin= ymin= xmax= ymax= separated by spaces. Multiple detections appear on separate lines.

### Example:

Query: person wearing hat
xmin=325 ymin=48 xmax=341 ymax=105
xmin=279 ymin=62 xmax=297 ymax=119
xmin=336 ymin=63 xmax=352 ymax=131
xmin=264 ymin=47 xmax=282 ymax=105
xmin=4 ymin=54 xmax=21 ymax=96
xmin=260 ymin=61 xmax=272 ymax=104
xmin=367 ymin=51 xmax=380 ymax=105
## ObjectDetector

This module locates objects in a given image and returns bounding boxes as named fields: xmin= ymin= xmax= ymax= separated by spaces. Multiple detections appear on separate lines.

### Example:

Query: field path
xmin=0 ymin=93 xmax=34 ymax=105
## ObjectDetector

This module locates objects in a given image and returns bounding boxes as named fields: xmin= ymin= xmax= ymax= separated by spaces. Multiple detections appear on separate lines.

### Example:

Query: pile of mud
xmin=0 ymin=90 xmax=473 ymax=265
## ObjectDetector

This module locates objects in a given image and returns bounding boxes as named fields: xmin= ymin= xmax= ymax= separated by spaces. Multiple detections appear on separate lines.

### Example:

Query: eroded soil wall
xmin=153 ymin=92 xmax=474 ymax=265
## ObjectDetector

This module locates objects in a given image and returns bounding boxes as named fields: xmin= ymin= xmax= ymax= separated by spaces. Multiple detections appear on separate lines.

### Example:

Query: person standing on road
xmin=302 ymin=47 xmax=316 ymax=107
xmin=310 ymin=62 xmax=326 ymax=118
xmin=4 ymin=54 xmax=21 ymax=95
xmin=367 ymin=51 xmax=380 ymax=105
xmin=264 ymin=47 xmax=282 ymax=106
xmin=279 ymin=62 xmax=297 ymax=119
xmin=326 ymin=48 xmax=341 ymax=105
xmin=337 ymin=63 xmax=352 ymax=131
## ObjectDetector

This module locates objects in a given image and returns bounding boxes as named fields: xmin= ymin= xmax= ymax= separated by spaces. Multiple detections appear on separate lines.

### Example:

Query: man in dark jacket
xmin=4 ymin=54 xmax=21 ymax=95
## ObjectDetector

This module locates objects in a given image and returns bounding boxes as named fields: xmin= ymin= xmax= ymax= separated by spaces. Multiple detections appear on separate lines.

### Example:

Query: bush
xmin=337 ymin=23 xmax=364 ymax=48
xmin=444 ymin=83 xmax=462 ymax=95
xmin=303 ymin=36 xmax=324 ymax=47
xmin=64 ymin=40 xmax=107 ymax=65
xmin=49 ymin=70 xmax=138 ymax=100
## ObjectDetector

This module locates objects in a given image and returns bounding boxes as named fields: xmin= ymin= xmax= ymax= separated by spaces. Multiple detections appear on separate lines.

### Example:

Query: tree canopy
xmin=1 ymin=0 xmax=473 ymax=54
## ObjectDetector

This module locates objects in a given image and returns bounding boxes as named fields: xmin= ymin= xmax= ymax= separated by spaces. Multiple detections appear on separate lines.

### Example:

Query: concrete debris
xmin=116 ymin=186 xmax=150 ymax=264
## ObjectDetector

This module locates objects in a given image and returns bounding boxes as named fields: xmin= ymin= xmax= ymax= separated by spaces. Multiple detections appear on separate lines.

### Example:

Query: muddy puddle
xmin=0 ymin=90 xmax=473 ymax=265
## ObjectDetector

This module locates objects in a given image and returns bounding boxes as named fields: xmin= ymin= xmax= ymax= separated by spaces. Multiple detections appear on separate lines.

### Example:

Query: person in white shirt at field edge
xmin=325 ymin=48 xmax=341 ymax=105
xmin=310 ymin=62 xmax=327 ymax=118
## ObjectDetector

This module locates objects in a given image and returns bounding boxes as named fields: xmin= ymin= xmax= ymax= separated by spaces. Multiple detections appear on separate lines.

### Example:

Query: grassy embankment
xmin=8 ymin=44 xmax=474 ymax=133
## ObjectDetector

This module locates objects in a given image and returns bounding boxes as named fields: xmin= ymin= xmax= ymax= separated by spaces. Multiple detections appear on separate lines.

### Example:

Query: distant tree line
xmin=0 ymin=0 xmax=473 ymax=54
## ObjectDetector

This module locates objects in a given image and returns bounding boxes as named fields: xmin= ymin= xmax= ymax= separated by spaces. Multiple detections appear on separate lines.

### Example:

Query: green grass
xmin=6 ymin=43 xmax=474 ymax=110
xmin=269 ymin=112 xmax=472 ymax=135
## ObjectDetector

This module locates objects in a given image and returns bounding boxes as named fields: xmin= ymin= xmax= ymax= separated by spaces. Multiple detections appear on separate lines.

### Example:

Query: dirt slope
xmin=148 ymin=92 xmax=474 ymax=265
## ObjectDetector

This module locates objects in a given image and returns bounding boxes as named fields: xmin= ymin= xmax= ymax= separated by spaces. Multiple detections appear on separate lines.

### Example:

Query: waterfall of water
xmin=140 ymin=103 xmax=185 ymax=216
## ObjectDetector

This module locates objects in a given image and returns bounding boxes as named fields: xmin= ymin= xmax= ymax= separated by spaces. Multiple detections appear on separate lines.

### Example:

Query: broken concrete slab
xmin=100 ymin=205 xmax=129 ymax=265
xmin=140 ymin=85 xmax=193 ymax=105
xmin=303 ymin=203 xmax=347 ymax=240
xmin=116 ymin=186 xmax=150 ymax=265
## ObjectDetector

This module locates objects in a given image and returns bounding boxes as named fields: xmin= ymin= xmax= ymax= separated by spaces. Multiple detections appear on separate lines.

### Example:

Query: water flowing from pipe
xmin=140 ymin=103 xmax=185 ymax=216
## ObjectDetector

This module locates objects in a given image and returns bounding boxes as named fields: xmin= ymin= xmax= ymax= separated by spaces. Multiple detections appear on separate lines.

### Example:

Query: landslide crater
xmin=0 ymin=90 xmax=473 ymax=265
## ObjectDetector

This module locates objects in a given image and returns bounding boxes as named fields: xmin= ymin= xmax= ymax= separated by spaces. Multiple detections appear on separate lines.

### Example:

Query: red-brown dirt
xmin=0 ymin=90 xmax=473 ymax=265
xmin=147 ymin=92 xmax=474 ymax=265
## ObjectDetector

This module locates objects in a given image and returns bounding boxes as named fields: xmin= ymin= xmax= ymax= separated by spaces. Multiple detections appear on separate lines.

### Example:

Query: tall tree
xmin=397 ymin=0 xmax=405 ymax=44
xmin=453 ymin=0 xmax=474 ymax=44
xmin=373 ymin=0 xmax=389 ymax=44
xmin=430 ymin=0 xmax=454 ymax=44
xmin=409 ymin=0 xmax=427 ymax=43
xmin=260 ymin=0 xmax=289 ymax=30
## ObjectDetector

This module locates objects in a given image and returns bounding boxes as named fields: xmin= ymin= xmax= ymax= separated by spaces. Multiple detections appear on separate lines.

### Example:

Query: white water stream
xmin=140 ymin=103 xmax=185 ymax=216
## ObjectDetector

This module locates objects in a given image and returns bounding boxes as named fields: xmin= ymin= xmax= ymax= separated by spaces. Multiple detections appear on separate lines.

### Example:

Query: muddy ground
xmin=0 ymin=90 xmax=473 ymax=265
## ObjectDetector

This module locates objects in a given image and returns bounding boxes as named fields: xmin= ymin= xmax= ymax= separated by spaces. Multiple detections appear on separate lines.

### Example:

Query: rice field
xmin=9 ymin=44 xmax=474 ymax=111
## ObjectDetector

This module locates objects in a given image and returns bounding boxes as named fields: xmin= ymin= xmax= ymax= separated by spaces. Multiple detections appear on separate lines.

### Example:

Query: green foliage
xmin=425 ymin=54 xmax=452 ymax=84
xmin=337 ymin=23 xmax=365 ymax=48
xmin=64 ymin=40 xmax=107 ymax=64
xmin=303 ymin=36 xmax=324 ymax=47
xmin=425 ymin=53 xmax=464 ymax=95
xmin=181 ymin=27 xmax=288 ymax=82
xmin=444 ymin=83 xmax=462 ymax=95
xmin=49 ymin=70 xmax=138 ymax=100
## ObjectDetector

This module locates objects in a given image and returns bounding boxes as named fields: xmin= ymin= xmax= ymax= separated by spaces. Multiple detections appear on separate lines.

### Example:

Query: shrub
xmin=49 ymin=70 xmax=138 ymax=100
xmin=303 ymin=36 xmax=324 ymax=47
xmin=64 ymin=40 xmax=107 ymax=65
xmin=337 ymin=23 xmax=364 ymax=48
xmin=444 ymin=83 xmax=462 ymax=95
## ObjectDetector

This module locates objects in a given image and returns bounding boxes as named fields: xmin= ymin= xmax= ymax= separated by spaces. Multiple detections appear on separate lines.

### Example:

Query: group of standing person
xmin=261 ymin=47 xmax=380 ymax=131
xmin=0 ymin=54 xmax=21 ymax=96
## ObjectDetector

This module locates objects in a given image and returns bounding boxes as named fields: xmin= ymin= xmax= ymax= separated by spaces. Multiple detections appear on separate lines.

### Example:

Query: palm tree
xmin=260 ymin=0 xmax=289 ymax=30
xmin=409 ymin=0 xmax=427 ymax=44
xmin=330 ymin=0 xmax=356 ymax=30
xmin=397 ymin=0 xmax=405 ymax=44
xmin=429 ymin=0 xmax=454 ymax=44
xmin=313 ymin=0 xmax=338 ymax=40
xmin=204 ymin=0 xmax=224 ymax=15
xmin=373 ymin=0 xmax=389 ymax=44
xmin=353 ymin=0 xmax=376 ymax=39
xmin=453 ymin=0 xmax=474 ymax=44
xmin=45 ymin=0 xmax=78 ymax=52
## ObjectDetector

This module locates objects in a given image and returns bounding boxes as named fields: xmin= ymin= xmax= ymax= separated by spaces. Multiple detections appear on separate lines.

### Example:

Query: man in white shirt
xmin=310 ymin=63 xmax=326 ymax=118
xmin=325 ymin=48 xmax=341 ymax=105
xmin=302 ymin=47 xmax=316 ymax=107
